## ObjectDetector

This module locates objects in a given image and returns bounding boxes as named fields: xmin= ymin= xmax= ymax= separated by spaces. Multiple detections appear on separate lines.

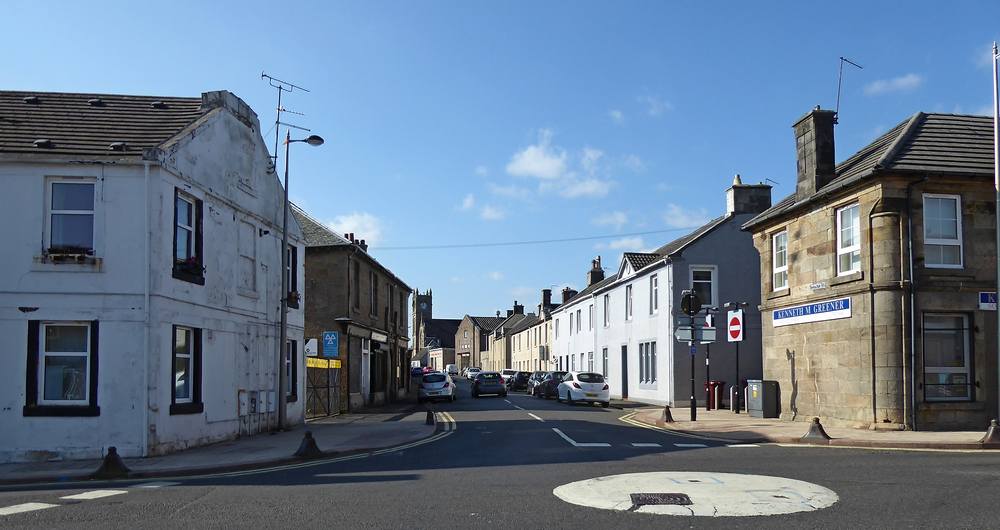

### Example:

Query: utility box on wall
xmin=747 ymin=380 xmax=779 ymax=418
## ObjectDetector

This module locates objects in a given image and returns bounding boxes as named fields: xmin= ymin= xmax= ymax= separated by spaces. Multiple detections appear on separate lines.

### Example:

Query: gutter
xmin=904 ymin=177 xmax=927 ymax=430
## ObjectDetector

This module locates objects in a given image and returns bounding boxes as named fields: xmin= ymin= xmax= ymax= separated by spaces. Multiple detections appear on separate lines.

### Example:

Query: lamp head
xmin=304 ymin=135 xmax=324 ymax=146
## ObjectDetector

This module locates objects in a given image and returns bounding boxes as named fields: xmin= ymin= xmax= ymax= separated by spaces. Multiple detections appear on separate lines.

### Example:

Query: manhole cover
xmin=553 ymin=472 xmax=838 ymax=517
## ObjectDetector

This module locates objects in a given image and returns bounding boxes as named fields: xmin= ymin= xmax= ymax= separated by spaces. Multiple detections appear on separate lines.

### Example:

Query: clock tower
xmin=412 ymin=289 xmax=433 ymax=353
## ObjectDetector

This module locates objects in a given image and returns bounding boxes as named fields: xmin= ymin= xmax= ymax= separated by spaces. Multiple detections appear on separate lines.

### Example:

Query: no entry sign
xmin=727 ymin=309 xmax=744 ymax=342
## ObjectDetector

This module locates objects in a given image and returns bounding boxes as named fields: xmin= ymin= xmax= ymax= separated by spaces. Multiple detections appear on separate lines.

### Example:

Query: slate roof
xmin=469 ymin=316 xmax=506 ymax=332
xmin=495 ymin=313 xmax=529 ymax=336
xmin=290 ymin=203 xmax=351 ymax=247
xmin=423 ymin=318 xmax=462 ymax=349
xmin=744 ymin=113 xmax=995 ymax=230
xmin=623 ymin=252 xmax=659 ymax=271
xmin=508 ymin=314 xmax=539 ymax=334
xmin=0 ymin=90 xmax=205 ymax=159
xmin=561 ymin=275 xmax=616 ymax=307
xmin=652 ymin=215 xmax=729 ymax=257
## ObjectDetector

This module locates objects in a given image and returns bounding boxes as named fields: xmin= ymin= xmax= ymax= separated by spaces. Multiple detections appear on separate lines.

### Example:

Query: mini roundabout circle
xmin=553 ymin=471 xmax=838 ymax=517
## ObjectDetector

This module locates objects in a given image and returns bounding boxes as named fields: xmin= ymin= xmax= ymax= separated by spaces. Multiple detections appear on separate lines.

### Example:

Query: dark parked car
xmin=533 ymin=371 xmax=568 ymax=399
xmin=472 ymin=371 xmax=507 ymax=398
xmin=526 ymin=371 xmax=546 ymax=394
xmin=507 ymin=371 xmax=532 ymax=392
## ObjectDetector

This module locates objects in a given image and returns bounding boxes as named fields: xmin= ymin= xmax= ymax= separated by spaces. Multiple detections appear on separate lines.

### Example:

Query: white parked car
xmin=557 ymin=371 xmax=610 ymax=408
xmin=418 ymin=372 xmax=456 ymax=403
xmin=445 ymin=364 xmax=459 ymax=377
xmin=466 ymin=367 xmax=481 ymax=380
xmin=500 ymin=369 xmax=518 ymax=385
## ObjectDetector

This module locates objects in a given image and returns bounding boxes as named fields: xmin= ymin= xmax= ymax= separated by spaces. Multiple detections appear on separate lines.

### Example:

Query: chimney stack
xmin=793 ymin=107 xmax=837 ymax=199
xmin=359 ymin=239 xmax=368 ymax=252
xmin=561 ymin=286 xmax=578 ymax=304
xmin=587 ymin=256 xmax=605 ymax=286
xmin=725 ymin=174 xmax=773 ymax=215
xmin=513 ymin=300 xmax=524 ymax=315
xmin=542 ymin=289 xmax=552 ymax=309
xmin=507 ymin=309 xmax=514 ymax=317
xmin=496 ymin=310 xmax=501 ymax=317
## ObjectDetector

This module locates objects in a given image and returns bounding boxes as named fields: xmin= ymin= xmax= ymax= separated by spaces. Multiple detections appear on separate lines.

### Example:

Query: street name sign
xmin=979 ymin=291 xmax=996 ymax=311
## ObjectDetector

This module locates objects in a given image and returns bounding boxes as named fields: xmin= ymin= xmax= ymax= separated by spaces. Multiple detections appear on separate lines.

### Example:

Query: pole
xmin=992 ymin=42 xmax=1000 ymax=424
xmin=273 ymin=87 xmax=282 ymax=165
xmin=734 ymin=341 xmax=741 ymax=414
xmin=705 ymin=342 xmax=711 ymax=411
xmin=690 ymin=341 xmax=697 ymax=421
xmin=278 ymin=130 xmax=291 ymax=430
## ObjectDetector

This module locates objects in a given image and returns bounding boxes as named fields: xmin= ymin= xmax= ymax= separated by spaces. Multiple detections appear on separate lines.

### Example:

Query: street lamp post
xmin=278 ymin=130 xmax=324 ymax=430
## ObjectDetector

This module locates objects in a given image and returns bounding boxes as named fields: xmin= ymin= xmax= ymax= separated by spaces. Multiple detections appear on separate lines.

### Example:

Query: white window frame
xmin=625 ymin=284 xmax=633 ymax=320
xmin=650 ymin=274 xmax=659 ymax=314
xmin=38 ymin=322 xmax=91 ymax=405
xmin=689 ymin=265 xmax=718 ymax=308
xmin=587 ymin=351 xmax=594 ymax=372
xmin=569 ymin=313 xmax=574 ymax=336
xmin=922 ymin=194 xmax=964 ymax=269
xmin=174 ymin=326 xmax=194 ymax=404
xmin=588 ymin=305 xmax=593 ymax=330
xmin=175 ymin=192 xmax=196 ymax=262
xmin=923 ymin=313 xmax=972 ymax=402
xmin=601 ymin=347 xmax=608 ymax=376
xmin=238 ymin=220 xmax=257 ymax=294
xmin=836 ymin=203 xmax=861 ymax=276
xmin=555 ymin=319 xmax=559 ymax=340
xmin=576 ymin=309 xmax=581 ymax=333
xmin=772 ymin=230 xmax=788 ymax=291
xmin=603 ymin=294 xmax=610 ymax=327
xmin=46 ymin=178 xmax=97 ymax=254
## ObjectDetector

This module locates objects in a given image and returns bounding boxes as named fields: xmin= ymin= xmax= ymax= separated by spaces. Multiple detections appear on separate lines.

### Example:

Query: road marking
xmin=617 ymin=412 xmax=741 ymax=443
xmin=674 ymin=443 xmax=708 ymax=448
xmin=631 ymin=442 xmax=662 ymax=447
xmin=504 ymin=399 xmax=512 ymax=404
xmin=512 ymin=405 xmax=525 ymax=410
xmin=0 ymin=503 xmax=59 ymax=516
xmin=528 ymin=413 xmax=544 ymax=422
xmin=131 ymin=481 xmax=181 ymax=488
xmin=552 ymin=428 xmax=611 ymax=448
xmin=727 ymin=444 xmax=760 ymax=448
xmin=60 ymin=490 xmax=128 ymax=500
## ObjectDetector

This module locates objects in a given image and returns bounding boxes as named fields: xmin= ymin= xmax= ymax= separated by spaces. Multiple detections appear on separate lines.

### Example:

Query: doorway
xmin=620 ymin=344 xmax=629 ymax=399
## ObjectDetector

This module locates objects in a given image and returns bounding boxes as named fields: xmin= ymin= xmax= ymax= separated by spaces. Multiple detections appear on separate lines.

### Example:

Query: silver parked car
xmin=418 ymin=372 xmax=456 ymax=403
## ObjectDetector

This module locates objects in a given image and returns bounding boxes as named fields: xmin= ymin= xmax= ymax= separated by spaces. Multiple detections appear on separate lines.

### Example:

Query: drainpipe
xmin=867 ymin=198 xmax=883 ymax=427
xmin=905 ymin=177 xmax=927 ymax=430
xmin=142 ymin=161 xmax=152 ymax=456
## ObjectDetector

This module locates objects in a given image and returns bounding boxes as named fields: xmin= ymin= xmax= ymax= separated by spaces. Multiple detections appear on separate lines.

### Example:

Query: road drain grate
xmin=629 ymin=492 xmax=692 ymax=511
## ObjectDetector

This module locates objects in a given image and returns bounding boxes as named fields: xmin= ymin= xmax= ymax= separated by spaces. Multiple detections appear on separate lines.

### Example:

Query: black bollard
xmin=90 ymin=446 xmax=131 ymax=480
xmin=293 ymin=431 xmax=324 ymax=458
xmin=980 ymin=419 xmax=1000 ymax=447
xmin=800 ymin=417 xmax=832 ymax=444
xmin=656 ymin=404 xmax=676 ymax=427
xmin=425 ymin=410 xmax=435 ymax=425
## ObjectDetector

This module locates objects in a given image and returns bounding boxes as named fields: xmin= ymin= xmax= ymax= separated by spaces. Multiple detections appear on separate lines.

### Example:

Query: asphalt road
xmin=2 ymin=378 xmax=999 ymax=528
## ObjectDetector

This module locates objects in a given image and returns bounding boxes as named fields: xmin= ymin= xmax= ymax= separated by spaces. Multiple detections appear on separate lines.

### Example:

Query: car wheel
xmin=567 ymin=393 xmax=574 ymax=406
xmin=556 ymin=391 xmax=562 ymax=403
xmin=451 ymin=394 xmax=457 ymax=402
xmin=602 ymin=401 xmax=610 ymax=408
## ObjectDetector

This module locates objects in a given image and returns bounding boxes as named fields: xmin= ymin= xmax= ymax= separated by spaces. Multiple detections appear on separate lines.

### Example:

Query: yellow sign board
xmin=330 ymin=359 xmax=342 ymax=369
xmin=306 ymin=358 xmax=342 ymax=369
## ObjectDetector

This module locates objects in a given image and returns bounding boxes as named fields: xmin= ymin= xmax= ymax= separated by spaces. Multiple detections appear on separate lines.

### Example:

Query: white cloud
xmin=623 ymin=154 xmax=645 ymax=173
xmin=488 ymin=271 xmax=504 ymax=281
xmin=864 ymin=73 xmax=923 ymax=96
xmin=608 ymin=109 xmax=625 ymax=124
xmin=581 ymin=147 xmax=604 ymax=175
xmin=480 ymin=205 xmax=505 ymax=221
xmin=663 ymin=203 xmax=710 ymax=229
xmin=593 ymin=211 xmax=628 ymax=231
xmin=460 ymin=193 xmax=475 ymax=211
xmin=596 ymin=236 xmax=645 ymax=251
xmin=488 ymin=182 xmax=534 ymax=200
xmin=637 ymin=94 xmax=671 ymax=116
xmin=505 ymin=129 xmax=568 ymax=180
xmin=325 ymin=212 xmax=384 ymax=247
xmin=475 ymin=165 xmax=489 ymax=177
xmin=559 ymin=177 xmax=613 ymax=198
xmin=975 ymin=43 xmax=997 ymax=70
xmin=655 ymin=182 xmax=673 ymax=192
xmin=450 ymin=276 xmax=465 ymax=284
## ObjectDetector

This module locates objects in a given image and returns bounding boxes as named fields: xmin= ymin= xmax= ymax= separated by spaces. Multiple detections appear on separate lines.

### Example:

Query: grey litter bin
xmin=746 ymin=379 xmax=779 ymax=418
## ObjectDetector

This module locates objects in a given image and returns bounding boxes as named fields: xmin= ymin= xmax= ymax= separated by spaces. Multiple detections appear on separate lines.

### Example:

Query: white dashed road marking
xmin=673 ymin=443 xmax=708 ymax=448
xmin=528 ymin=413 xmax=544 ymax=422
xmin=132 ymin=481 xmax=181 ymax=488
xmin=727 ymin=444 xmax=760 ymax=448
xmin=553 ymin=471 xmax=839 ymax=517
xmin=631 ymin=443 xmax=662 ymax=447
xmin=0 ymin=503 xmax=59 ymax=516
xmin=552 ymin=428 xmax=611 ymax=448
xmin=60 ymin=490 xmax=128 ymax=500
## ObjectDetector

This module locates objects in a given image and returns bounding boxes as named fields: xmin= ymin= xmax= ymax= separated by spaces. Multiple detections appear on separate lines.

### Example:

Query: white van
xmin=445 ymin=364 xmax=459 ymax=377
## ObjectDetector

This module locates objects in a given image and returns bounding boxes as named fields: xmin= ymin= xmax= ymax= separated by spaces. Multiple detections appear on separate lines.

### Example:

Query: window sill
xmin=172 ymin=268 xmax=205 ymax=286
xmin=831 ymin=270 xmax=864 ymax=286
xmin=23 ymin=405 xmax=100 ymax=417
xmin=32 ymin=255 xmax=103 ymax=272
xmin=169 ymin=402 xmax=204 ymax=415
xmin=766 ymin=289 xmax=791 ymax=301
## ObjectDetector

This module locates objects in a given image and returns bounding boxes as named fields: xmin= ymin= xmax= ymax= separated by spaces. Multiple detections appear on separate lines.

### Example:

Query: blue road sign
xmin=690 ymin=345 xmax=697 ymax=355
xmin=322 ymin=331 xmax=339 ymax=358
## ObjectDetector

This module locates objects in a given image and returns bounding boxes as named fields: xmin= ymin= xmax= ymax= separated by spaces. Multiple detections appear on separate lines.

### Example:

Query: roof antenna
xmin=261 ymin=72 xmax=310 ymax=168
xmin=835 ymin=57 xmax=863 ymax=122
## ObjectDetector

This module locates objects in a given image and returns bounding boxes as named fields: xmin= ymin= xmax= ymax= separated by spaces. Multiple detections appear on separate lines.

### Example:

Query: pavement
xmin=0 ymin=401 xmax=435 ymax=485
xmin=3 ymin=379 xmax=1000 ymax=528
xmin=629 ymin=406 xmax=1000 ymax=450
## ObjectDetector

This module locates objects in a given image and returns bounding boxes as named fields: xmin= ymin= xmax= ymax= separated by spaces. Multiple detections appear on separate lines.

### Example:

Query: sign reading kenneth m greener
xmin=773 ymin=297 xmax=851 ymax=327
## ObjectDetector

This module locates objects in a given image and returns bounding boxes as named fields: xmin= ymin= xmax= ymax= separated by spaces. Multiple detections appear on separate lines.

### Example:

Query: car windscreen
xmin=576 ymin=373 xmax=605 ymax=383
xmin=477 ymin=373 xmax=500 ymax=381
xmin=549 ymin=372 xmax=567 ymax=380
xmin=423 ymin=374 xmax=446 ymax=383
xmin=518 ymin=372 xmax=531 ymax=377
xmin=502 ymin=370 xmax=516 ymax=375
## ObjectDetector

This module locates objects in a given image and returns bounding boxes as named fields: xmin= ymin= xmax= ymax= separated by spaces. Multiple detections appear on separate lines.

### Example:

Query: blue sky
xmin=7 ymin=1 xmax=1000 ymax=319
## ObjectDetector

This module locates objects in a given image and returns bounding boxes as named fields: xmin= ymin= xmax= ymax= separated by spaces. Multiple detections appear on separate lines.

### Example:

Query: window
xmin=603 ymin=294 xmax=610 ymax=326
xmin=587 ymin=351 xmax=594 ymax=372
xmin=773 ymin=231 xmax=788 ymax=291
xmin=588 ymin=305 xmax=594 ymax=330
xmin=172 ymin=189 xmax=204 ymax=284
xmin=576 ymin=309 xmax=581 ymax=332
xmin=601 ymin=347 xmax=608 ymax=376
xmin=369 ymin=271 xmax=378 ymax=316
xmin=238 ymin=220 xmax=256 ymax=293
xmin=836 ymin=203 xmax=861 ymax=275
xmin=171 ymin=325 xmax=203 ymax=414
xmin=923 ymin=194 xmax=963 ymax=268
xmin=285 ymin=340 xmax=298 ymax=402
xmin=638 ymin=341 xmax=657 ymax=384
xmin=923 ymin=314 xmax=972 ymax=401
xmin=571 ymin=355 xmax=576 ymax=371
xmin=569 ymin=313 xmax=574 ymax=336
xmin=24 ymin=321 xmax=100 ymax=416
xmin=555 ymin=319 xmax=560 ymax=339
xmin=464 ymin=330 xmax=469 ymax=339
xmin=650 ymin=274 xmax=659 ymax=314
xmin=625 ymin=285 xmax=633 ymax=320
xmin=47 ymin=180 xmax=95 ymax=254
xmin=690 ymin=266 xmax=717 ymax=307
xmin=352 ymin=261 xmax=361 ymax=308
xmin=286 ymin=245 xmax=299 ymax=308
